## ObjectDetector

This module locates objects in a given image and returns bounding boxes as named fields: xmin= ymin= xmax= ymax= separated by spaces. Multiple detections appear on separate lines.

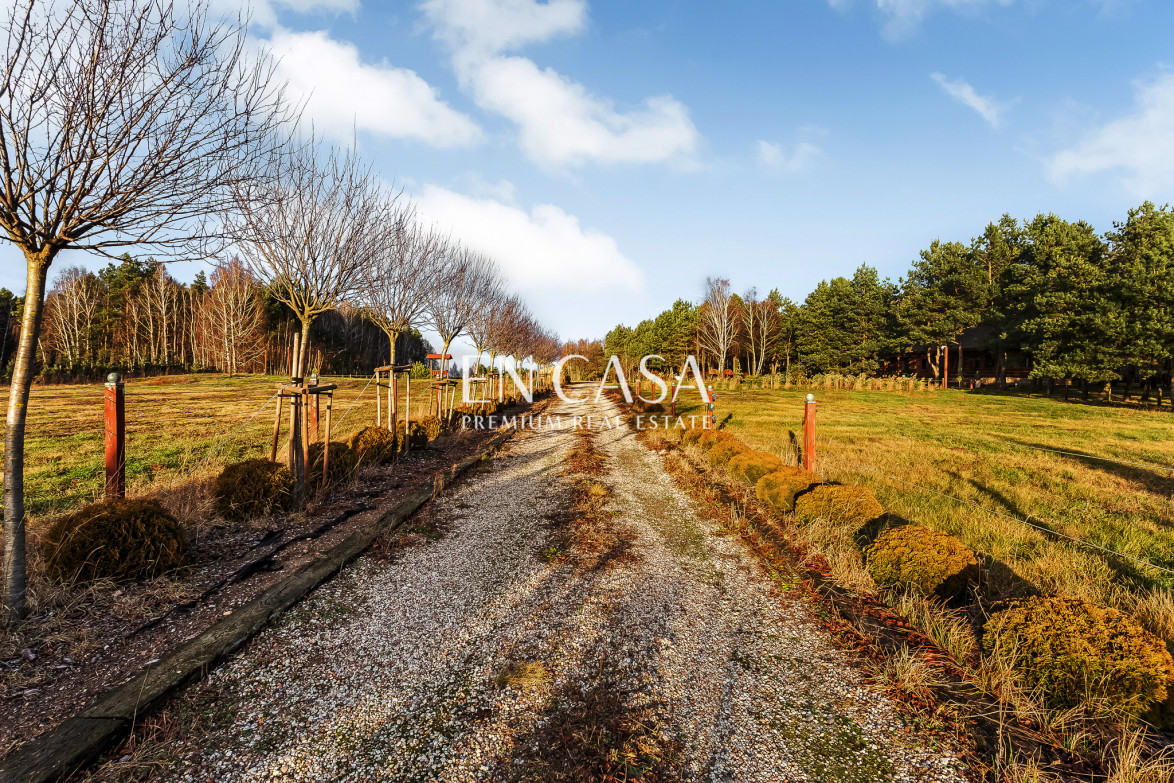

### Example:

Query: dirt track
xmin=86 ymin=394 xmax=969 ymax=782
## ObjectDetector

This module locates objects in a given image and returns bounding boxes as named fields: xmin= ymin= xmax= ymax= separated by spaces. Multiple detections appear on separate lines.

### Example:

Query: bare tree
xmin=463 ymin=271 xmax=508 ymax=372
xmin=230 ymin=139 xmax=393 ymax=378
xmin=0 ymin=0 xmax=287 ymax=621
xmin=741 ymin=287 xmax=779 ymax=377
xmin=43 ymin=267 xmax=101 ymax=364
xmin=200 ymin=259 xmax=265 ymax=375
xmin=427 ymin=246 xmax=501 ymax=376
xmin=697 ymin=277 xmax=737 ymax=376
xmin=359 ymin=211 xmax=445 ymax=367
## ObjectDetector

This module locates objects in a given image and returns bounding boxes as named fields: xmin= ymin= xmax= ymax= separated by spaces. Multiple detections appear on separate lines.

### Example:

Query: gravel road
xmin=106 ymin=394 xmax=969 ymax=782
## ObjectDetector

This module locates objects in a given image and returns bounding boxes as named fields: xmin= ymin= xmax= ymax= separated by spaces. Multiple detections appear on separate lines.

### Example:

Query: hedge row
xmin=677 ymin=421 xmax=1174 ymax=721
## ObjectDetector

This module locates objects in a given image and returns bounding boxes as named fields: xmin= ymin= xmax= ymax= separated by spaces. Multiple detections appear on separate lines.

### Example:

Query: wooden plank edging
xmin=0 ymin=427 xmax=517 ymax=783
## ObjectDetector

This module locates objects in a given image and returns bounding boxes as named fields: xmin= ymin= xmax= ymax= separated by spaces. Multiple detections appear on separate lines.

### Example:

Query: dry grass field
xmin=4 ymin=373 xmax=444 ymax=522
xmin=672 ymin=385 xmax=1174 ymax=645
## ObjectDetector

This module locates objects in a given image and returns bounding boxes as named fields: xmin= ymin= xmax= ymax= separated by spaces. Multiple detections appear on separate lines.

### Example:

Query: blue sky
xmin=6 ymin=0 xmax=1174 ymax=355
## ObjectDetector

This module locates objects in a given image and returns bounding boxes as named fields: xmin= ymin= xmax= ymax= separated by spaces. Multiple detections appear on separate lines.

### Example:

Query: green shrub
xmin=756 ymin=467 xmax=818 ymax=515
xmin=983 ymin=596 xmax=1174 ymax=715
xmin=42 ymin=498 xmax=187 ymax=583
xmin=307 ymin=441 xmax=358 ymax=491
xmin=681 ymin=427 xmax=705 ymax=446
xmin=864 ymin=525 xmax=979 ymax=600
xmin=212 ymin=459 xmax=294 ymax=521
xmin=794 ymin=484 xmax=885 ymax=527
xmin=347 ymin=426 xmax=398 ymax=465
xmin=708 ymin=438 xmax=750 ymax=468
xmin=728 ymin=451 xmax=782 ymax=486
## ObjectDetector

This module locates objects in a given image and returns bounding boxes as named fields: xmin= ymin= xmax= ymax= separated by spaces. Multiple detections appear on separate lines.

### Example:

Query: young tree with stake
xmin=0 ymin=0 xmax=287 ymax=622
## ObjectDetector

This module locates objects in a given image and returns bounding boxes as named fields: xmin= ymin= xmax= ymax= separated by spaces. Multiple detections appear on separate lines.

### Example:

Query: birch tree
xmin=0 ymin=0 xmax=287 ymax=621
xmin=697 ymin=277 xmax=737 ymax=376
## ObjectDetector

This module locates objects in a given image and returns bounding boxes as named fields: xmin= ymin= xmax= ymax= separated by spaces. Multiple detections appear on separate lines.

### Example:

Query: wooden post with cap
xmin=104 ymin=373 xmax=125 ymax=501
xmin=803 ymin=393 xmax=817 ymax=473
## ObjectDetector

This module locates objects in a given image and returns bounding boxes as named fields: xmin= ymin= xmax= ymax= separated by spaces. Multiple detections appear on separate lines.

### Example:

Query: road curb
xmin=0 ymin=424 xmax=522 ymax=783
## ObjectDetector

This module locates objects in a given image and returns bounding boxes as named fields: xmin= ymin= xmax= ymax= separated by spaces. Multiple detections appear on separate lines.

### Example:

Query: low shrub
xmin=695 ymin=429 xmax=721 ymax=450
xmin=982 ymin=596 xmax=1174 ymax=716
xmin=681 ymin=427 xmax=705 ymax=446
xmin=418 ymin=415 xmax=444 ymax=442
xmin=347 ymin=426 xmax=398 ymax=465
xmin=212 ymin=458 xmax=294 ymax=521
xmin=727 ymin=451 xmax=783 ymax=486
xmin=864 ymin=525 xmax=980 ymax=600
xmin=307 ymin=440 xmax=358 ymax=491
xmin=708 ymin=438 xmax=750 ymax=468
xmin=42 ymin=498 xmax=187 ymax=583
xmin=794 ymin=484 xmax=885 ymax=528
xmin=756 ymin=467 xmax=818 ymax=515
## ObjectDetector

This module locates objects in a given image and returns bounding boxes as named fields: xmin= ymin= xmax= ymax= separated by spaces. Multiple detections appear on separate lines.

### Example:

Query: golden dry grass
xmin=674 ymin=386 xmax=1174 ymax=645
xmin=3 ymin=373 xmax=446 ymax=522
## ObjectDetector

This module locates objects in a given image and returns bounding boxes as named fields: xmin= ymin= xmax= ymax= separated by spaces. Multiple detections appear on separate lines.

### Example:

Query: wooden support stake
xmin=270 ymin=393 xmax=284 ymax=462
xmin=405 ymin=372 xmax=412 ymax=453
xmin=322 ymin=393 xmax=332 ymax=487
xmin=104 ymin=374 xmax=125 ymax=501
xmin=301 ymin=389 xmax=310 ymax=491
xmin=803 ymin=393 xmax=817 ymax=473
xmin=375 ymin=369 xmax=381 ymax=426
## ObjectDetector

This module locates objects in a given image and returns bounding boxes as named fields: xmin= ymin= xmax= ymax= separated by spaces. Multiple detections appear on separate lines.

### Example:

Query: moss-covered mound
xmin=983 ymin=596 xmax=1174 ymax=715
xmin=42 ymin=498 xmax=187 ymax=583
xmin=756 ymin=467 xmax=818 ymax=515
xmin=307 ymin=441 xmax=358 ymax=491
xmin=864 ymin=525 xmax=980 ymax=600
xmin=708 ymin=437 xmax=750 ymax=468
xmin=347 ymin=426 xmax=398 ymax=465
xmin=212 ymin=458 xmax=294 ymax=521
xmin=794 ymin=484 xmax=885 ymax=527
xmin=727 ymin=451 xmax=783 ymax=486
xmin=681 ymin=426 xmax=705 ymax=446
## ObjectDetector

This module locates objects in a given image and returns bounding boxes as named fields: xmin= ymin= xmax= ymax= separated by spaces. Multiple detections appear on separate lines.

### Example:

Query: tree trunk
xmin=297 ymin=317 xmax=311 ymax=378
xmin=4 ymin=254 xmax=51 ymax=623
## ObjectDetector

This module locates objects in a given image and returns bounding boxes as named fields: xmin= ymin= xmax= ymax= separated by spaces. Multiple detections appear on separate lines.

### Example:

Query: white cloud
xmin=421 ymin=0 xmax=699 ymax=168
xmin=830 ymin=0 xmax=1013 ymax=40
xmin=420 ymin=0 xmax=586 ymax=61
xmin=931 ymin=72 xmax=1008 ymax=128
xmin=414 ymin=184 xmax=643 ymax=292
xmin=467 ymin=56 xmax=697 ymax=168
xmin=756 ymin=140 xmax=822 ymax=172
xmin=1050 ymin=73 xmax=1174 ymax=196
xmin=260 ymin=28 xmax=482 ymax=147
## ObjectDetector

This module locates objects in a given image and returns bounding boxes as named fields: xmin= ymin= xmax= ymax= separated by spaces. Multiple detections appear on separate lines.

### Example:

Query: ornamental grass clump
xmin=708 ymin=437 xmax=750 ymax=468
xmin=42 ymin=498 xmax=187 ymax=583
xmin=755 ymin=467 xmax=818 ymax=515
xmin=347 ymin=426 xmax=398 ymax=466
xmin=794 ymin=484 xmax=885 ymax=528
xmin=727 ymin=451 xmax=782 ymax=486
xmin=864 ymin=525 xmax=980 ymax=601
xmin=982 ymin=595 xmax=1174 ymax=718
xmin=212 ymin=458 xmax=294 ymax=521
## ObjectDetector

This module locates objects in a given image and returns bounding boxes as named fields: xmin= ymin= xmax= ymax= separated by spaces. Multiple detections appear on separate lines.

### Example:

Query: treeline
xmin=25 ymin=255 xmax=433 ymax=382
xmin=590 ymin=202 xmax=1174 ymax=398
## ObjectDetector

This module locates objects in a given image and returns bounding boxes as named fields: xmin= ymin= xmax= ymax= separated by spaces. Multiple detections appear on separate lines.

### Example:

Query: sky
xmin=4 ymin=0 xmax=1174 ymax=357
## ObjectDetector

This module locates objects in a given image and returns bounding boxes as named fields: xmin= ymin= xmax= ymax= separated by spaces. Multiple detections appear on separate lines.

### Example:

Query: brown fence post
xmin=706 ymin=385 xmax=715 ymax=429
xmin=670 ymin=382 xmax=676 ymax=417
xmin=803 ymin=393 xmax=817 ymax=473
xmin=104 ymin=373 xmax=125 ymax=501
